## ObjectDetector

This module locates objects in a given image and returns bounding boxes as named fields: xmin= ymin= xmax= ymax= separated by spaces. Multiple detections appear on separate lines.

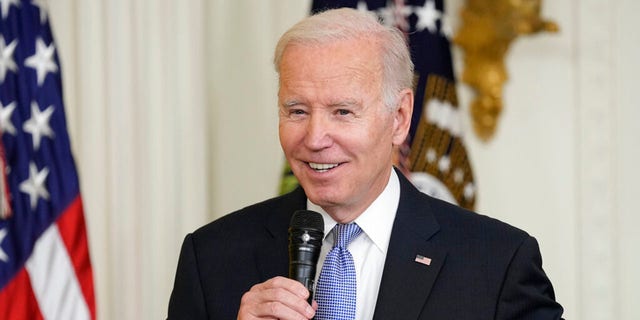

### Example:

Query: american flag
xmin=414 ymin=254 xmax=432 ymax=266
xmin=309 ymin=0 xmax=476 ymax=209
xmin=0 ymin=1 xmax=95 ymax=319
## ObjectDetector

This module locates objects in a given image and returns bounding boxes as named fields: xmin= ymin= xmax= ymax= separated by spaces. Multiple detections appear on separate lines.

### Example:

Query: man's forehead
xmin=279 ymin=53 xmax=382 ymax=86
xmin=281 ymin=38 xmax=382 ymax=66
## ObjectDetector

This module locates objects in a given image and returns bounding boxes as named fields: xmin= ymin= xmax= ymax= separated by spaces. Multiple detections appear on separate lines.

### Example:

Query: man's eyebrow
xmin=329 ymin=100 xmax=359 ymax=107
xmin=282 ymin=100 xmax=302 ymax=107
xmin=281 ymin=99 xmax=359 ymax=108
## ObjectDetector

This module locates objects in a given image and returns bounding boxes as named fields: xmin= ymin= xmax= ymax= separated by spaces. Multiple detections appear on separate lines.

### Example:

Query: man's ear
xmin=392 ymin=88 xmax=414 ymax=146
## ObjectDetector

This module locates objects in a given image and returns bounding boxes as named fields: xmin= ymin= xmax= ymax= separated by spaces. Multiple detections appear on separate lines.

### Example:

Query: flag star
xmin=0 ymin=35 xmax=18 ymax=83
xmin=426 ymin=148 xmax=437 ymax=163
xmin=438 ymin=155 xmax=451 ymax=173
xmin=356 ymin=0 xmax=368 ymax=12
xmin=0 ymin=0 xmax=20 ymax=20
xmin=31 ymin=0 xmax=49 ymax=24
xmin=0 ymin=100 xmax=16 ymax=135
xmin=0 ymin=227 xmax=8 ymax=262
xmin=453 ymin=168 xmax=464 ymax=184
xmin=23 ymin=102 xmax=55 ymax=150
xmin=376 ymin=5 xmax=396 ymax=27
xmin=464 ymin=182 xmax=476 ymax=201
xmin=24 ymin=38 xmax=58 ymax=86
xmin=415 ymin=0 xmax=441 ymax=33
xmin=396 ymin=5 xmax=413 ymax=32
xmin=19 ymin=162 xmax=50 ymax=210
xmin=440 ymin=14 xmax=453 ymax=39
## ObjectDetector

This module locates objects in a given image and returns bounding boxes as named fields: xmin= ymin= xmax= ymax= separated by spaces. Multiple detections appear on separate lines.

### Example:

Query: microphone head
xmin=290 ymin=210 xmax=324 ymax=234
xmin=289 ymin=210 xmax=324 ymax=249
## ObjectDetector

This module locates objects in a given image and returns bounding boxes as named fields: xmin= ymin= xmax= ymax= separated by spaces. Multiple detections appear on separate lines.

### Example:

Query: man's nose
xmin=304 ymin=114 xmax=333 ymax=150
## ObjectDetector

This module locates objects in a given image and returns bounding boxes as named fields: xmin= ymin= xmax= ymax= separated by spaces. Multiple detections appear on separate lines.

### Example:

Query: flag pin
xmin=414 ymin=254 xmax=432 ymax=266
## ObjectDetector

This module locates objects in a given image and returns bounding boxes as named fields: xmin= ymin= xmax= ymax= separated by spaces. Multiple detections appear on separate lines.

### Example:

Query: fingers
xmin=238 ymin=276 xmax=315 ymax=320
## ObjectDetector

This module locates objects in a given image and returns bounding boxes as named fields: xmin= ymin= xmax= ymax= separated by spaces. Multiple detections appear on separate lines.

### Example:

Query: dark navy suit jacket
xmin=168 ymin=171 xmax=563 ymax=319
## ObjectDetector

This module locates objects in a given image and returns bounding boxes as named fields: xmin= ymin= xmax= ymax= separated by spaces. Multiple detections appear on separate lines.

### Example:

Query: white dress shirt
xmin=308 ymin=169 xmax=400 ymax=320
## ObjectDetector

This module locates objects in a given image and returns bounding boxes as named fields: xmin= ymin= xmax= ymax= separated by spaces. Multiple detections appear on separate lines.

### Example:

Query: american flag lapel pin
xmin=414 ymin=254 xmax=432 ymax=266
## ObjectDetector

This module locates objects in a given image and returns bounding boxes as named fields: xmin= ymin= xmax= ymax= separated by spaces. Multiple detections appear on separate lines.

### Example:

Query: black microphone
xmin=288 ymin=210 xmax=324 ymax=304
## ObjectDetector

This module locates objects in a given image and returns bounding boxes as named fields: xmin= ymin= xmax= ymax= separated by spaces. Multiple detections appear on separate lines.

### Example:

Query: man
xmin=168 ymin=8 xmax=563 ymax=320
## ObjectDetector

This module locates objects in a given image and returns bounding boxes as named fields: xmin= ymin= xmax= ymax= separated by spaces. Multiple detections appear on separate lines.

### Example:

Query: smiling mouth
xmin=308 ymin=162 xmax=340 ymax=172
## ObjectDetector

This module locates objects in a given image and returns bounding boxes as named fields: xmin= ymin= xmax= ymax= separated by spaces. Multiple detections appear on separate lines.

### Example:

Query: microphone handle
xmin=289 ymin=252 xmax=317 ymax=303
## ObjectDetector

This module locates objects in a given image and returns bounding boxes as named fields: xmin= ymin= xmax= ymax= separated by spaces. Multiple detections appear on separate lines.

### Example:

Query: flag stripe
xmin=26 ymin=223 xmax=90 ymax=320
xmin=0 ymin=267 xmax=44 ymax=320
xmin=56 ymin=196 xmax=96 ymax=319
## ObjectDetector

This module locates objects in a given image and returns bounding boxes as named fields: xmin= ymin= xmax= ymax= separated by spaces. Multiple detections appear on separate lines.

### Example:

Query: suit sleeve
xmin=167 ymin=233 xmax=208 ymax=319
xmin=495 ymin=236 xmax=564 ymax=320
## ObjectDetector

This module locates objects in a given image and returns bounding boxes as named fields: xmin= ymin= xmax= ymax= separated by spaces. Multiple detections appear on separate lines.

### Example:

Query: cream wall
xmin=47 ymin=0 xmax=639 ymax=319
xmin=451 ymin=0 xmax=579 ymax=317
xmin=452 ymin=0 xmax=640 ymax=319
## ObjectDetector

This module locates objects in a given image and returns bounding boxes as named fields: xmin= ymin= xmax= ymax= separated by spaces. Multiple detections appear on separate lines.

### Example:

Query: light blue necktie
xmin=315 ymin=223 xmax=362 ymax=320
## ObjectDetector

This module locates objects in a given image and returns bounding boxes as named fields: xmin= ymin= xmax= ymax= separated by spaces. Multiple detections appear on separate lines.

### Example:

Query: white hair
xmin=273 ymin=8 xmax=414 ymax=109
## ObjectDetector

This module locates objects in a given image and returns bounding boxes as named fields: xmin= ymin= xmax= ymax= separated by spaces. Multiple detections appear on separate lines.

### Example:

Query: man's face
xmin=278 ymin=38 xmax=410 ymax=222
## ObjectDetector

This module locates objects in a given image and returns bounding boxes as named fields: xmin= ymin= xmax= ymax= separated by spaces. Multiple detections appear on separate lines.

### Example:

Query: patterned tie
xmin=315 ymin=223 xmax=363 ymax=320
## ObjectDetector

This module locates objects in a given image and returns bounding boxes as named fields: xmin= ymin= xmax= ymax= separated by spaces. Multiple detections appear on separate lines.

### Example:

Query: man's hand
xmin=238 ymin=276 xmax=317 ymax=320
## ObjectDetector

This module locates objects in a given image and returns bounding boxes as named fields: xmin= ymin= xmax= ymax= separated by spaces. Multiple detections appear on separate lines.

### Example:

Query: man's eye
xmin=337 ymin=109 xmax=351 ymax=116
xmin=292 ymin=109 xmax=306 ymax=115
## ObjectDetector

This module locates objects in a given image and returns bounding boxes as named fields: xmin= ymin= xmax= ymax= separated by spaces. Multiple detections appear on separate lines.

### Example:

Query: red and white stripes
xmin=0 ymin=196 xmax=95 ymax=320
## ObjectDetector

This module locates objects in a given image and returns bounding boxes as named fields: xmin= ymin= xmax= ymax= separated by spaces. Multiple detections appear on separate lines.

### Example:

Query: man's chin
xmin=305 ymin=191 xmax=342 ymax=209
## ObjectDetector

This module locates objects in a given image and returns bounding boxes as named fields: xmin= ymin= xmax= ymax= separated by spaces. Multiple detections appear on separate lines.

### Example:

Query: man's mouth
xmin=308 ymin=162 xmax=340 ymax=172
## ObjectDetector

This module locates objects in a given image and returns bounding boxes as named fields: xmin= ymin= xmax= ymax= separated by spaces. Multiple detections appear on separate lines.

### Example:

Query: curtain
xmin=49 ymin=1 xmax=309 ymax=319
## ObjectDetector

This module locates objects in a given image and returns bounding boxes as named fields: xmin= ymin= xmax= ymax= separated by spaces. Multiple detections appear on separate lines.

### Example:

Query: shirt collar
xmin=307 ymin=168 xmax=400 ymax=254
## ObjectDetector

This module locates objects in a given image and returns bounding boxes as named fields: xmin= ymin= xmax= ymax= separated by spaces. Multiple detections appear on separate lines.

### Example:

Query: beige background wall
xmin=48 ymin=0 xmax=639 ymax=319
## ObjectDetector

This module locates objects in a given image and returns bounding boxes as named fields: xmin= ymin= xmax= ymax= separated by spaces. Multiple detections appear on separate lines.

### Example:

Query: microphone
xmin=288 ymin=210 xmax=324 ymax=304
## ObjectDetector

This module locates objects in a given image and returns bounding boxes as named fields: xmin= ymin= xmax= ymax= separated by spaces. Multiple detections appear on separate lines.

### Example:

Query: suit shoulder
xmin=398 ymin=170 xmax=529 ymax=243
xmin=191 ymin=188 xmax=306 ymax=241
xmin=426 ymin=194 xmax=531 ymax=244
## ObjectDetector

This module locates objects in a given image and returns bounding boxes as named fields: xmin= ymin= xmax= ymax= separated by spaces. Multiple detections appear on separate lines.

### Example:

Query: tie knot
xmin=332 ymin=223 xmax=362 ymax=249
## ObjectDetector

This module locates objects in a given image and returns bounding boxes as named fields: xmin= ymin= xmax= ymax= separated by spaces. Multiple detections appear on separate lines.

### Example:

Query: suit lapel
xmin=255 ymin=187 xmax=308 ymax=281
xmin=373 ymin=173 xmax=447 ymax=320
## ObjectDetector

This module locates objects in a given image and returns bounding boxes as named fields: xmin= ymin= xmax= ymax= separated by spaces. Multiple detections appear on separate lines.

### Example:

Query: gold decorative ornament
xmin=454 ymin=0 xmax=558 ymax=141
